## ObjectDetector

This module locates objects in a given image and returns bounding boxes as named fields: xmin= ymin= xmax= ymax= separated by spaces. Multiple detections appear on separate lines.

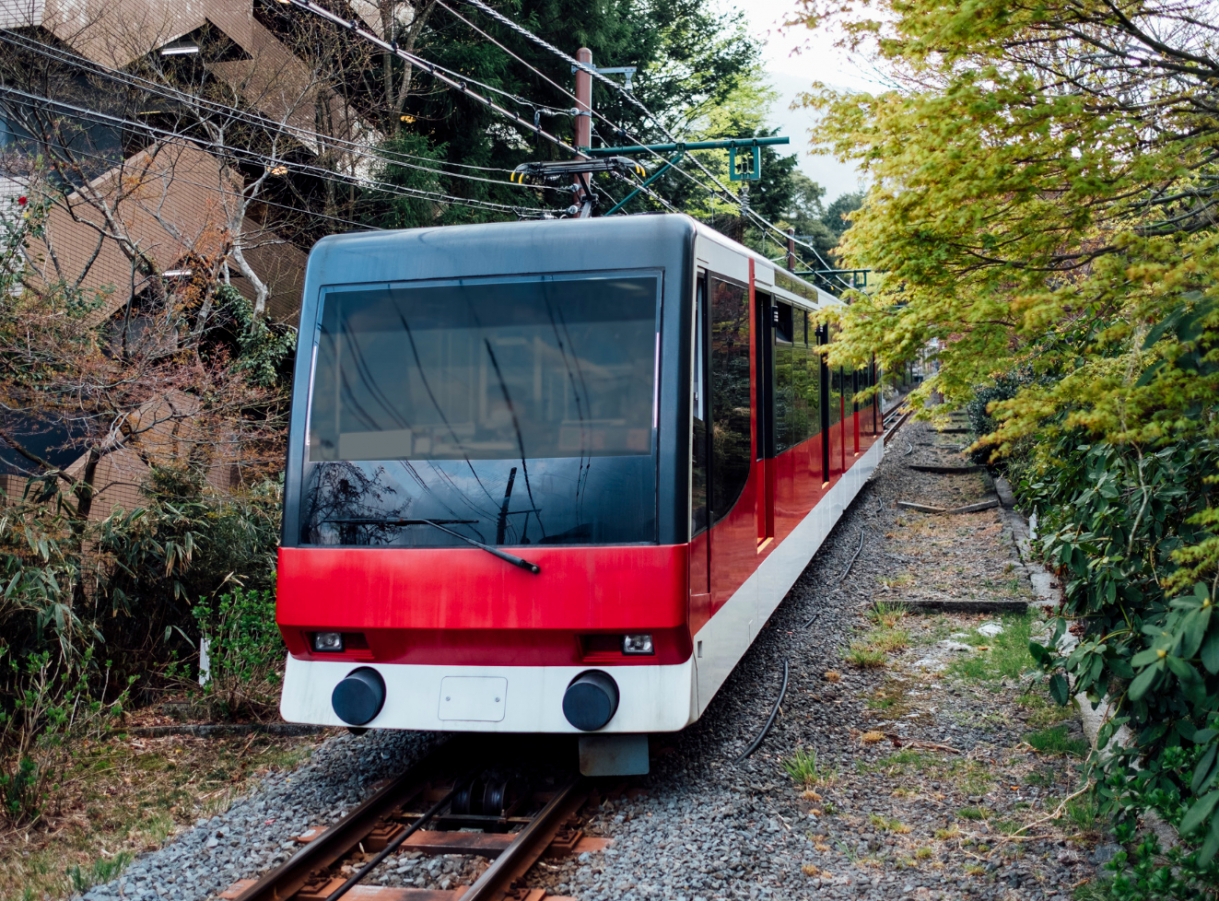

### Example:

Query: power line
xmin=279 ymin=0 xmax=584 ymax=159
xmin=9 ymin=127 xmax=382 ymax=234
xmin=0 ymin=29 xmax=565 ymax=192
xmin=456 ymin=0 xmax=857 ymax=288
xmin=0 ymin=85 xmax=556 ymax=218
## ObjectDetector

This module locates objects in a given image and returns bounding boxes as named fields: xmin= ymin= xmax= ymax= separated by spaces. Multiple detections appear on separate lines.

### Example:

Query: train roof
xmin=304 ymin=214 xmax=839 ymax=311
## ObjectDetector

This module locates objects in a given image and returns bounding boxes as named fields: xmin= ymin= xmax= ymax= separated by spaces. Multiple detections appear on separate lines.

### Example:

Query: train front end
xmin=277 ymin=217 xmax=696 ymax=741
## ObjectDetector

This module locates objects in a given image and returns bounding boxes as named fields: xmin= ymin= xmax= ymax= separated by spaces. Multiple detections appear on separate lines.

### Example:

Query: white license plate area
xmin=437 ymin=676 xmax=508 ymax=722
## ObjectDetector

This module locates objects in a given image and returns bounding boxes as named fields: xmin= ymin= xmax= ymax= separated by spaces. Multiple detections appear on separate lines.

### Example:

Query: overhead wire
xmin=0 ymin=29 xmax=566 ymax=192
xmin=276 ymin=0 xmax=856 ymax=283
xmin=0 ymin=84 xmax=556 ymax=218
xmin=456 ymin=0 xmax=857 ymax=289
xmin=279 ymin=0 xmax=584 ymax=159
xmin=9 ymin=126 xmax=382 ymax=234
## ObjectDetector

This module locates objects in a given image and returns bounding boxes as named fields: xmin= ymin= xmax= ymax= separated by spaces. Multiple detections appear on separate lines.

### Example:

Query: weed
xmin=1064 ymin=787 xmax=1102 ymax=833
xmin=860 ymin=749 xmax=937 ymax=775
xmin=957 ymin=806 xmax=992 ymax=821
xmin=965 ymin=865 xmax=987 ymax=877
xmin=1024 ymin=767 xmax=1056 ymax=788
xmin=822 ymin=801 xmax=838 ymax=815
xmin=915 ymin=847 xmax=934 ymax=860
xmin=1025 ymin=725 xmax=1089 ymax=757
xmin=870 ymin=628 xmax=911 ymax=653
xmin=784 ymin=749 xmax=837 ymax=787
xmin=947 ymin=613 xmax=1034 ymax=684
xmin=934 ymin=826 xmax=961 ymax=840
xmin=1018 ymin=690 xmax=1077 ymax=728
xmin=868 ymin=813 xmax=911 ymax=833
xmin=66 ymin=851 xmax=134 ymax=893
xmin=868 ymin=600 xmax=909 ymax=627
xmin=846 ymin=644 xmax=888 ymax=668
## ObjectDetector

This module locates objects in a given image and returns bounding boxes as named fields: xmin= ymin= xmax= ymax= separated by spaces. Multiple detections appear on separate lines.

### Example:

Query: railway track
xmin=219 ymin=738 xmax=609 ymax=901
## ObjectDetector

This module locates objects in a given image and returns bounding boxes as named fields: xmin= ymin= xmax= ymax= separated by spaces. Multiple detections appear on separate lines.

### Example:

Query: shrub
xmin=191 ymin=588 xmax=284 ymax=720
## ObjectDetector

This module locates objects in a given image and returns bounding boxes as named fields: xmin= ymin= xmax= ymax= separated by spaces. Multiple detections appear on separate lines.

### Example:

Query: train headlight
xmin=622 ymin=634 xmax=654 ymax=655
xmin=313 ymin=632 xmax=344 ymax=652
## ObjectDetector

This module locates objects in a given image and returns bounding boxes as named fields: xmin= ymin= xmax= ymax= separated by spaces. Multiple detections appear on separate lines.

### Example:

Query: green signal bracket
xmin=728 ymin=143 xmax=761 ymax=181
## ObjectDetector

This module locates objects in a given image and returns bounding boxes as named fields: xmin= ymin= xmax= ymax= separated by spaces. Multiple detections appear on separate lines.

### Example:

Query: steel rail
xmin=459 ymin=777 xmax=590 ymax=901
xmin=233 ymin=744 xmax=457 ymax=901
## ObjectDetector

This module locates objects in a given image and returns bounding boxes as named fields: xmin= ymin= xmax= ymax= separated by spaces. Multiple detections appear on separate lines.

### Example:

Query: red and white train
xmin=276 ymin=214 xmax=884 ymax=772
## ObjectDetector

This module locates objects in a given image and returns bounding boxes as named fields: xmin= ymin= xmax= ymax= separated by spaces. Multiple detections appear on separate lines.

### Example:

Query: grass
xmin=865 ymin=680 xmax=913 ymax=714
xmin=859 ymin=750 xmax=993 ymax=799
xmin=846 ymin=644 xmax=889 ymax=668
xmin=847 ymin=604 xmax=912 ymax=668
xmin=957 ymin=806 xmax=992 ymax=821
xmin=947 ymin=613 xmax=1035 ymax=684
xmin=878 ymin=574 xmax=915 ymax=591
xmin=784 ymin=748 xmax=838 ymax=787
xmin=1024 ymin=767 xmax=1058 ymax=788
xmin=1064 ymin=786 xmax=1103 ymax=833
xmin=868 ymin=601 xmax=909 ymax=628
xmin=1018 ymin=690 xmax=1078 ymax=728
xmin=868 ymin=813 xmax=912 ymax=834
xmin=1025 ymin=724 xmax=1090 ymax=757
xmin=0 ymin=728 xmax=321 ymax=899
xmin=858 ymin=749 xmax=937 ymax=775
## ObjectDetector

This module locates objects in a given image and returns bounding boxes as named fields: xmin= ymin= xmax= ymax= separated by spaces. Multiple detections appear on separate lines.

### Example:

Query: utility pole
xmin=573 ymin=47 xmax=594 ymax=218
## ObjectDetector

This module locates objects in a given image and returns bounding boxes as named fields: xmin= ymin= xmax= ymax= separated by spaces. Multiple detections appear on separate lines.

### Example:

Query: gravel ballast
xmin=81 ymin=418 xmax=1105 ymax=901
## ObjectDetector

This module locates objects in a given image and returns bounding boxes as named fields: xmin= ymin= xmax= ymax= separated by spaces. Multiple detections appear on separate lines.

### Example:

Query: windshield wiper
xmin=322 ymin=518 xmax=541 ymax=575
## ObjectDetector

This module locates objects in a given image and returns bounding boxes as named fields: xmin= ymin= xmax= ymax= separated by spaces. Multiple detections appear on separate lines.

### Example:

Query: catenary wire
xmin=282 ymin=0 xmax=855 ymax=283
xmin=457 ymin=0 xmax=857 ymax=287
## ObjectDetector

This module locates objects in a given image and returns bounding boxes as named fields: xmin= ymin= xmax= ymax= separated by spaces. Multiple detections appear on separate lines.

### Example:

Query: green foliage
xmin=66 ymin=851 xmax=134 ymax=895
xmin=0 ymin=648 xmax=131 ymax=826
xmin=794 ymin=0 xmax=1219 ymax=889
xmin=946 ymin=614 xmax=1035 ymax=685
xmin=191 ymin=588 xmax=284 ymax=720
xmin=783 ymin=748 xmax=837 ymax=786
xmin=215 ymin=285 xmax=297 ymax=389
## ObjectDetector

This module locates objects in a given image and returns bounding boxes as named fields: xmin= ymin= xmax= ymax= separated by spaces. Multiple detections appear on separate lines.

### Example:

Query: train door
xmin=706 ymin=270 xmax=754 ymax=625
xmin=754 ymin=285 xmax=776 ymax=550
xmin=817 ymin=323 xmax=831 ymax=484
xmin=690 ymin=271 xmax=711 ymax=633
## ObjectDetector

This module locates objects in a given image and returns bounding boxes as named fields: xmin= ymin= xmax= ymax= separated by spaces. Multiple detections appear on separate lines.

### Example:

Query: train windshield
xmin=296 ymin=272 xmax=659 ymax=548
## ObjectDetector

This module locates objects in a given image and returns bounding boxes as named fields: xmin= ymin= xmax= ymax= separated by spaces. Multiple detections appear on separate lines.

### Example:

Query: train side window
xmin=691 ymin=273 xmax=709 ymax=536
xmin=827 ymin=324 xmax=842 ymax=427
xmin=800 ymin=312 xmax=821 ymax=441
xmin=709 ymin=275 xmax=750 ymax=523
xmin=774 ymin=301 xmax=803 ymax=453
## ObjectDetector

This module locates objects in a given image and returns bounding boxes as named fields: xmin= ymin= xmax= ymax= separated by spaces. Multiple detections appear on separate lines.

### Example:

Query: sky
xmin=735 ymin=0 xmax=882 ymax=202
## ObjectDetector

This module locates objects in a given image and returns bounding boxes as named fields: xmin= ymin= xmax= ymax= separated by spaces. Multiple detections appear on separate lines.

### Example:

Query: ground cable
xmin=735 ymin=659 xmax=789 ymax=763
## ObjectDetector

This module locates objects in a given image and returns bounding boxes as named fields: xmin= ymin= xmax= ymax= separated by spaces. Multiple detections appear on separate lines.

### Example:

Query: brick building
xmin=0 ymin=0 xmax=371 ymax=515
